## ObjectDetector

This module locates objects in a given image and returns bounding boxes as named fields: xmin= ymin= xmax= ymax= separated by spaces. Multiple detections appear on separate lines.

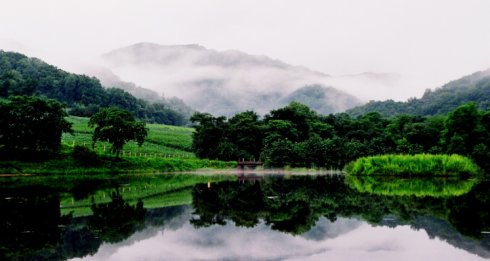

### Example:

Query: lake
xmin=0 ymin=173 xmax=489 ymax=260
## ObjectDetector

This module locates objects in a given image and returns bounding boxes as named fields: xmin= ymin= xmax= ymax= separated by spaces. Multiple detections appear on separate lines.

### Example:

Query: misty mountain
xmin=347 ymin=69 xmax=490 ymax=117
xmin=279 ymin=84 xmax=361 ymax=115
xmin=0 ymin=50 xmax=189 ymax=125
xmin=96 ymin=42 xmax=384 ymax=116
xmin=83 ymin=66 xmax=194 ymax=119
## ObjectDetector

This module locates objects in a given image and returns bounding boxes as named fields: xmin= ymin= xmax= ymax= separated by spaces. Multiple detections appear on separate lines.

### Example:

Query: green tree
xmin=0 ymin=96 xmax=72 ymax=159
xmin=190 ymin=112 xmax=228 ymax=159
xmin=261 ymin=138 xmax=295 ymax=167
xmin=89 ymin=107 xmax=148 ymax=158
xmin=443 ymin=103 xmax=483 ymax=155
xmin=265 ymin=102 xmax=317 ymax=143
xmin=227 ymin=111 xmax=264 ymax=160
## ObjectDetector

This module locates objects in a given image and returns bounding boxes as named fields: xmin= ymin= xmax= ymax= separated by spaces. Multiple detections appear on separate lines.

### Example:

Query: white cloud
xmin=71 ymin=218 xmax=486 ymax=261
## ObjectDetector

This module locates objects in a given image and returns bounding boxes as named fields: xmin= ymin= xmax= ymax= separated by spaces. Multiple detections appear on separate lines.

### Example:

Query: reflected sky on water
xmin=71 ymin=214 xmax=486 ymax=261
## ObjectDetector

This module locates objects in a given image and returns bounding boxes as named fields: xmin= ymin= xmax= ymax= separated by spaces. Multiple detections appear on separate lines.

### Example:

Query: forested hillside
xmin=0 ymin=51 xmax=189 ymax=125
xmin=347 ymin=69 xmax=490 ymax=116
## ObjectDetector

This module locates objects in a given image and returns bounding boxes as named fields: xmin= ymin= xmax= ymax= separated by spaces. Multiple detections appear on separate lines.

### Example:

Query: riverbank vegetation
xmin=0 ymin=107 xmax=234 ymax=174
xmin=346 ymin=154 xmax=479 ymax=177
xmin=191 ymin=102 xmax=490 ymax=171
xmin=0 ymin=155 xmax=236 ymax=175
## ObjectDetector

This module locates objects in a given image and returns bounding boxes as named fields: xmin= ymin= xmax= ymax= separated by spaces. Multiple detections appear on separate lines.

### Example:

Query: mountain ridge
xmin=347 ymin=69 xmax=490 ymax=117
xmin=98 ymin=42 xmax=373 ymax=116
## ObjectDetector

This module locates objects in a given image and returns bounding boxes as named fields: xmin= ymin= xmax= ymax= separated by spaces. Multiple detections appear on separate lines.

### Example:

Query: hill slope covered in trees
xmin=0 ymin=51 xmax=191 ymax=125
xmin=347 ymin=69 xmax=490 ymax=117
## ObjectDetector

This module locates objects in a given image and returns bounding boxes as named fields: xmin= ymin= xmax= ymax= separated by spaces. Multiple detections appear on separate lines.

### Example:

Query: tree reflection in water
xmin=89 ymin=190 xmax=146 ymax=243
xmin=0 ymin=187 xmax=146 ymax=260
xmin=0 ymin=174 xmax=489 ymax=260
xmin=191 ymin=175 xmax=490 ymax=257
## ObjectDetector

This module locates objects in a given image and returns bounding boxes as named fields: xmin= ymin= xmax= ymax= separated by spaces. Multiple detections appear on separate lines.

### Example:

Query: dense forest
xmin=347 ymin=69 xmax=490 ymax=117
xmin=191 ymin=102 xmax=490 ymax=170
xmin=0 ymin=51 xmax=189 ymax=125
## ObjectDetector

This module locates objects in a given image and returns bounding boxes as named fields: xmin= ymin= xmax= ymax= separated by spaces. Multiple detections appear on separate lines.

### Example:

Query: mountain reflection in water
xmin=0 ymin=174 xmax=489 ymax=260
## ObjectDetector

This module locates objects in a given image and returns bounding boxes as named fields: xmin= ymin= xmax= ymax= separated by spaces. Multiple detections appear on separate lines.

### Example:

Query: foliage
xmin=191 ymin=101 xmax=490 ymax=170
xmin=190 ymin=112 xmax=229 ymax=159
xmin=347 ymin=69 xmax=490 ymax=117
xmin=63 ymin=116 xmax=195 ymax=157
xmin=346 ymin=154 xmax=479 ymax=177
xmin=72 ymin=145 xmax=100 ymax=166
xmin=0 ymin=152 xmax=236 ymax=175
xmin=0 ymin=50 xmax=188 ymax=125
xmin=0 ymin=95 xmax=72 ymax=159
xmin=89 ymin=107 xmax=148 ymax=158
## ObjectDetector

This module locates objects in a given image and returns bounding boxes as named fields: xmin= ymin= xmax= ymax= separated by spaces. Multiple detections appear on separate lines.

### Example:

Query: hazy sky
xmin=2 ymin=0 xmax=490 ymax=100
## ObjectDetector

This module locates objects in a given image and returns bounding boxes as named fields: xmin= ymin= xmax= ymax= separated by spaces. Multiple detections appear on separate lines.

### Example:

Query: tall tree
xmin=443 ymin=103 xmax=482 ymax=155
xmin=89 ymin=107 xmax=148 ymax=158
xmin=190 ymin=112 xmax=228 ymax=159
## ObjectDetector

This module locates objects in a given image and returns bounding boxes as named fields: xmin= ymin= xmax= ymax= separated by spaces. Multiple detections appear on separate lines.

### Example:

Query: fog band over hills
xmin=89 ymin=43 xmax=405 ymax=116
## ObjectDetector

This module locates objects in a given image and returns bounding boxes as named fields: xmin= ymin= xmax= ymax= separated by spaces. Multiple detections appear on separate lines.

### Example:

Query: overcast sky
xmin=1 ymin=0 xmax=490 ymax=100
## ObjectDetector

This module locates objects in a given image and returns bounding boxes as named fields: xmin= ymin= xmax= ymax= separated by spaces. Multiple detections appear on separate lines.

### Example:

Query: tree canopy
xmin=0 ymin=95 xmax=72 ymax=159
xmin=89 ymin=107 xmax=148 ymax=158
xmin=191 ymin=101 xmax=490 ymax=170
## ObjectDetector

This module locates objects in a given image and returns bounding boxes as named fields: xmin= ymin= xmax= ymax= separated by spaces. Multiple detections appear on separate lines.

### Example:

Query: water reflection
xmin=88 ymin=190 xmax=146 ymax=243
xmin=0 ymin=174 xmax=489 ymax=260
xmin=346 ymin=175 xmax=478 ymax=197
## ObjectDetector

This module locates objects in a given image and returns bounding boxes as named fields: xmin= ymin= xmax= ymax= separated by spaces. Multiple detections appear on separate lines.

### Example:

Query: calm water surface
xmin=0 ymin=173 xmax=489 ymax=260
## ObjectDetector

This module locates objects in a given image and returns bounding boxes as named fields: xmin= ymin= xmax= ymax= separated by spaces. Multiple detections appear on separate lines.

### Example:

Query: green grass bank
xmin=0 ymin=116 xmax=236 ymax=174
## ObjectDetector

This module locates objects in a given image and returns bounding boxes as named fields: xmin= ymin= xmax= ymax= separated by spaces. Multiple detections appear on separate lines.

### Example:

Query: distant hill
xmin=279 ymin=84 xmax=361 ymax=115
xmin=84 ymin=66 xmax=194 ymax=119
xmin=97 ymin=42 xmax=382 ymax=116
xmin=0 ymin=50 xmax=189 ymax=125
xmin=347 ymin=69 xmax=490 ymax=117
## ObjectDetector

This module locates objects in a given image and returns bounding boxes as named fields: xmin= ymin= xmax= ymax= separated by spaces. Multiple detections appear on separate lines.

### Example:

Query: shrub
xmin=72 ymin=145 xmax=100 ymax=166
xmin=345 ymin=154 xmax=479 ymax=177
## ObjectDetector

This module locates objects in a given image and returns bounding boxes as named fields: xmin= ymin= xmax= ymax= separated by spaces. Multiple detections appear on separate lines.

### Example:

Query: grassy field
xmin=0 ymin=116 xmax=237 ymax=174
xmin=345 ymin=154 xmax=479 ymax=177
xmin=62 ymin=116 xmax=195 ymax=157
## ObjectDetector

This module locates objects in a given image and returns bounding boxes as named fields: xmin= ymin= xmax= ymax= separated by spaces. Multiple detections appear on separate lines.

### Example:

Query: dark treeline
xmin=191 ymin=101 xmax=490 ymax=169
xmin=0 ymin=96 xmax=73 ymax=159
xmin=0 ymin=51 xmax=188 ymax=125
